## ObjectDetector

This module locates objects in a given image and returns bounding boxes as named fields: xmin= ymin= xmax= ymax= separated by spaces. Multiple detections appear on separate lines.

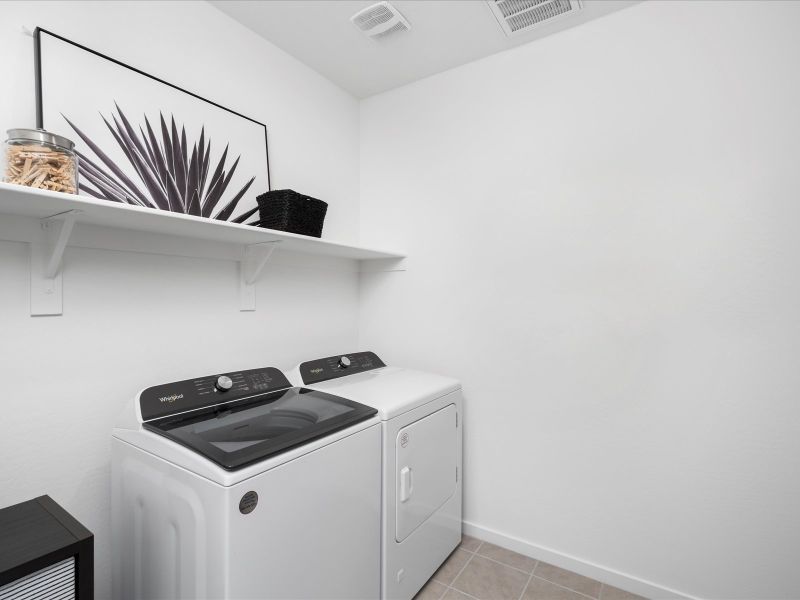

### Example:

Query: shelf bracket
xmin=239 ymin=241 xmax=280 ymax=311
xmin=30 ymin=209 xmax=81 ymax=316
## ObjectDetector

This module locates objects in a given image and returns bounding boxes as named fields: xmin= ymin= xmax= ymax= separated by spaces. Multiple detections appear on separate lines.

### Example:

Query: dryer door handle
xmin=400 ymin=466 xmax=414 ymax=502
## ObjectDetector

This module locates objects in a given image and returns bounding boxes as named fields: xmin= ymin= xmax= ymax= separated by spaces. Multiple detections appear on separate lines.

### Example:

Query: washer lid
xmin=135 ymin=365 xmax=376 ymax=471
xmin=305 ymin=366 xmax=460 ymax=420
xmin=144 ymin=387 xmax=377 ymax=471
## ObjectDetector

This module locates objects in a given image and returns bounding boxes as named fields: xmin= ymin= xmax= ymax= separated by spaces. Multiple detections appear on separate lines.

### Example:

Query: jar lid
xmin=6 ymin=128 xmax=75 ymax=151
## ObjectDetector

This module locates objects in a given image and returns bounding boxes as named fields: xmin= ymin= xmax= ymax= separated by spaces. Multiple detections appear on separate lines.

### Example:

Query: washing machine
xmin=111 ymin=365 xmax=381 ymax=600
xmin=289 ymin=351 xmax=463 ymax=600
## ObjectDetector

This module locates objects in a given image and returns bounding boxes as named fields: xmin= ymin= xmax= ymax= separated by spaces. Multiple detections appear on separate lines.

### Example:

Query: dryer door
xmin=396 ymin=404 xmax=458 ymax=542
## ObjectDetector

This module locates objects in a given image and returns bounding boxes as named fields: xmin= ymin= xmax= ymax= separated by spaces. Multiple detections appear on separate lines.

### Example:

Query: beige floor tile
xmin=432 ymin=548 xmax=473 ymax=586
xmin=442 ymin=589 xmax=478 ymax=600
xmin=414 ymin=579 xmax=448 ymax=600
xmin=534 ymin=562 xmax=602 ymax=599
xmin=476 ymin=542 xmax=537 ymax=573
xmin=460 ymin=534 xmax=483 ymax=552
xmin=522 ymin=576 xmax=588 ymax=600
xmin=452 ymin=554 xmax=529 ymax=600
xmin=600 ymin=584 xmax=648 ymax=600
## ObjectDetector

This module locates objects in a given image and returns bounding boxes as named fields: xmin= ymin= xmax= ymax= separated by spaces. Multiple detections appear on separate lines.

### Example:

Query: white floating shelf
xmin=0 ymin=182 xmax=405 ymax=315
xmin=0 ymin=182 xmax=403 ymax=260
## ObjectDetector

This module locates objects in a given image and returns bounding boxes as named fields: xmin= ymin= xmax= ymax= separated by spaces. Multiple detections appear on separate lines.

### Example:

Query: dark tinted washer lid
xmin=143 ymin=387 xmax=377 ymax=470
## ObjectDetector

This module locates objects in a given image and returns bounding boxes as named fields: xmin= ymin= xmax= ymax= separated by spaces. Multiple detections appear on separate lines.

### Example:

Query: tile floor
xmin=414 ymin=535 xmax=647 ymax=600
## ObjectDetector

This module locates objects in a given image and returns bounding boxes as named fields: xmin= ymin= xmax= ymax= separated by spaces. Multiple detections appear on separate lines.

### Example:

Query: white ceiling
xmin=210 ymin=0 xmax=639 ymax=98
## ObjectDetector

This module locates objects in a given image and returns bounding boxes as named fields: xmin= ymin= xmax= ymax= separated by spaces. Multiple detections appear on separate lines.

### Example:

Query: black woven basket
xmin=253 ymin=189 xmax=328 ymax=238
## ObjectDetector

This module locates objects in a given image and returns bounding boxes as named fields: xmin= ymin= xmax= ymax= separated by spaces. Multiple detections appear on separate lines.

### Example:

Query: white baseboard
xmin=462 ymin=520 xmax=699 ymax=600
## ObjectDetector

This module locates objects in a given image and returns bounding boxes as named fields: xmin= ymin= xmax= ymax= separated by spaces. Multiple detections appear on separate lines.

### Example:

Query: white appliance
xmin=290 ymin=352 xmax=463 ymax=600
xmin=111 ymin=365 xmax=382 ymax=600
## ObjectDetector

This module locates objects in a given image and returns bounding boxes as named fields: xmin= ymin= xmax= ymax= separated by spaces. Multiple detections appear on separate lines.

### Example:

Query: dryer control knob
xmin=215 ymin=375 xmax=233 ymax=392
xmin=338 ymin=356 xmax=351 ymax=369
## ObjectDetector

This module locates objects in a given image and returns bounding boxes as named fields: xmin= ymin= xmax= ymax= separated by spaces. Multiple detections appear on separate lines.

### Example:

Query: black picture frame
xmin=32 ymin=27 xmax=271 ymax=206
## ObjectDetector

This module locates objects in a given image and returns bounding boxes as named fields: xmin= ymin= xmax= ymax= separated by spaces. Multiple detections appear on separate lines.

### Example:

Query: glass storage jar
xmin=4 ymin=128 xmax=78 ymax=194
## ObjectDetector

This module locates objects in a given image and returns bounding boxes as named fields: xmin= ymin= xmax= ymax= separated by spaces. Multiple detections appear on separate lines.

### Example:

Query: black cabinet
xmin=0 ymin=495 xmax=93 ymax=599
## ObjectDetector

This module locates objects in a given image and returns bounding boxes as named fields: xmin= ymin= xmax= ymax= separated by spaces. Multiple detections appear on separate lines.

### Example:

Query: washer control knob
xmin=338 ymin=356 xmax=351 ymax=369
xmin=215 ymin=375 xmax=233 ymax=392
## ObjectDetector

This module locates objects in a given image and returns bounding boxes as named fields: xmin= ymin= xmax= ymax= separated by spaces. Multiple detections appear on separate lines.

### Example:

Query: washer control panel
xmin=299 ymin=351 xmax=385 ymax=385
xmin=140 ymin=366 xmax=292 ymax=421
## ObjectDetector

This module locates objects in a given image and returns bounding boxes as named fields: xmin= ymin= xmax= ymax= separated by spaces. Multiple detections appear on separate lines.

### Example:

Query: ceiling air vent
xmin=487 ymin=0 xmax=582 ymax=37
xmin=351 ymin=1 xmax=411 ymax=39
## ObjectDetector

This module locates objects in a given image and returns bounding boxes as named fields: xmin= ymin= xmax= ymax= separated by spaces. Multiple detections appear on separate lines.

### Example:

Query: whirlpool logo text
xmin=158 ymin=393 xmax=183 ymax=403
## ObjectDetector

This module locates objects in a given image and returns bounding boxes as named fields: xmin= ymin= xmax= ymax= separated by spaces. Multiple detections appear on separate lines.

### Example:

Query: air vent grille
xmin=352 ymin=4 xmax=394 ymax=29
xmin=372 ymin=21 xmax=409 ymax=39
xmin=497 ymin=0 xmax=550 ymax=18
xmin=487 ymin=0 xmax=581 ymax=36
xmin=351 ymin=2 xmax=411 ymax=39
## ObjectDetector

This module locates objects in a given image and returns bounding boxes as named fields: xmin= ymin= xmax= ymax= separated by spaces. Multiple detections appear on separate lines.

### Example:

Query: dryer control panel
xmin=299 ymin=351 xmax=386 ymax=385
xmin=140 ymin=366 xmax=292 ymax=421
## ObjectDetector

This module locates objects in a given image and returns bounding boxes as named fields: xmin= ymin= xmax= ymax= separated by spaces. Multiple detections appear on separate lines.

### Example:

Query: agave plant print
xmin=34 ymin=28 xmax=270 ymax=223
xmin=63 ymin=105 xmax=258 ymax=223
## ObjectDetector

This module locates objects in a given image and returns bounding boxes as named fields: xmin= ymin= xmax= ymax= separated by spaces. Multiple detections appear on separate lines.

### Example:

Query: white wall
xmin=359 ymin=2 xmax=800 ymax=598
xmin=0 ymin=2 xmax=361 ymax=597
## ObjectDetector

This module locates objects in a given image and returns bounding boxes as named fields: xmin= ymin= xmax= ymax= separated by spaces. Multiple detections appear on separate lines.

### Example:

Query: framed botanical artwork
xmin=34 ymin=28 xmax=270 ymax=224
